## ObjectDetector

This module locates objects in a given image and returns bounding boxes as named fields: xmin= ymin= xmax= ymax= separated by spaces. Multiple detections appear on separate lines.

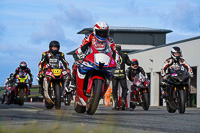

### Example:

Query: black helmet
xmin=49 ymin=40 xmax=60 ymax=54
xmin=10 ymin=73 xmax=14 ymax=78
xmin=131 ymin=59 xmax=139 ymax=69
xmin=19 ymin=61 xmax=27 ymax=69
xmin=171 ymin=46 xmax=182 ymax=60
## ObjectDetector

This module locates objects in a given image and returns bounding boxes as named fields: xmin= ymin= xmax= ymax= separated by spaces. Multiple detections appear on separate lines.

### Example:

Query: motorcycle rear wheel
xmin=86 ymin=79 xmax=102 ymax=115
xmin=178 ymin=89 xmax=186 ymax=114
xmin=55 ymin=83 xmax=61 ymax=110
xmin=141 ymin=92 xmax=149 ymax=110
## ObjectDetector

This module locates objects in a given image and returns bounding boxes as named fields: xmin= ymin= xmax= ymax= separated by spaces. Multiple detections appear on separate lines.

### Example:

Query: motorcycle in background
xmin=74 ymin=40 xmax=117 ymax=115
xmin=130 ymin=73 xmax=150 ymax=110
xmin=14 ymin=71 xmax=30 ymax=106
xmin=1 ymin=82 xmax=15 ymax=104
xmin=43 ymin=59 xmax=69 ymax=110
xmin=163 ymin=64 xmax=190 ymax=114
xmin=63 ymin=81 xmax=73 ymax=106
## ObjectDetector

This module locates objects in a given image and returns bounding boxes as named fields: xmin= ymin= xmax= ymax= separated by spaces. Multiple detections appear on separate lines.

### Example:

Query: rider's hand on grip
xmin=78 ymin=52 xmax=85 ymax=60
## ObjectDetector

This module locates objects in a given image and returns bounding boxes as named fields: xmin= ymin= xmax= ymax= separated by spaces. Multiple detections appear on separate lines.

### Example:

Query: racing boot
xmin=69 ymin=74 xmax=76 ymax=92
xmin=161 ymin=87 xmax=167 ymax=99
xmin=112 ymin=100 xmax=119 ymax=110
xmin=37 ymin=77 xmax=44 ymax=96
xmin=121 ymin=98 xmax=126 ymax=110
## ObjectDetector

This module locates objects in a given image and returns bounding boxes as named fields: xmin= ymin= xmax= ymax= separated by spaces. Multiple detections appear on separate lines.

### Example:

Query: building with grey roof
xmin=67 ymin=26 xmax=172 ymax=56
xmin=128 ymin=36 xmax=199 ymax=108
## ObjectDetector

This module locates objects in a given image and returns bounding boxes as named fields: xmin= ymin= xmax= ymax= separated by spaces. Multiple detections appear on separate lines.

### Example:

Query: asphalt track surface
xmin=0 ymin=102 xmax=200 ymax=133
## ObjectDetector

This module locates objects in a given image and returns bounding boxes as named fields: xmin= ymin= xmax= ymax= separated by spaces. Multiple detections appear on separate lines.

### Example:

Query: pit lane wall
xmin=127 ymin=36 xmax=200 ymax=108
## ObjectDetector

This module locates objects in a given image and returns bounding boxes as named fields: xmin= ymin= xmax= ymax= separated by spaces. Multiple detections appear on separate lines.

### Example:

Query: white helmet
xmin=93 ymin=22 xmax=109 ymax=40
xmin=171 ymin=46 xmax=182 ymax=60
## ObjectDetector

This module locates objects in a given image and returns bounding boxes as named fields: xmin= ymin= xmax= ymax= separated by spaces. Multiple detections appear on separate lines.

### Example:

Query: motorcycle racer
xmin=70 ymin=22 xmax=118 ymax=91
xmin=37 ymin=40 xmax=71 ymax=95
xmin=13 ymin=61 xmax=33 ymax=87
xmin=160 ymin=46 xmax=193 ymax=98
xmin=126 ymin=59 xmax=147 ymax=82
xmin=1 ymin=73 xmax=15 ymax=104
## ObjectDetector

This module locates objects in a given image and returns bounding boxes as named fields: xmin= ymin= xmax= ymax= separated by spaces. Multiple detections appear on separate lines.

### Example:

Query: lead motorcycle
xmin=43 ymin=60 xmax=69 ymax=110
xmin=14 ymin=71 xmax=31 ymax=106
xmin=163 ymin=64 xmax=190 ymax=114
xmin=130 ymin=73 xmax=150 ymax=110
xmin=74 ymin=40 xmax=117 ymax=115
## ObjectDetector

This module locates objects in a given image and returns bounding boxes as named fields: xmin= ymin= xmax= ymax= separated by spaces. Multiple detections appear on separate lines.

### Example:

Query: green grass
xmin=0 ymin=121 xmax=116 ymax=133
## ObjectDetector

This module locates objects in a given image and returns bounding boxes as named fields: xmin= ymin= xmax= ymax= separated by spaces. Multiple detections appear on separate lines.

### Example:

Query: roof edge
xmin=127 ymin=36 xmax=200 ymax=55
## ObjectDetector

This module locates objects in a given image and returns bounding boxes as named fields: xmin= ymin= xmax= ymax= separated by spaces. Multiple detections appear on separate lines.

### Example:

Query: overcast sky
xmin=0 ymin=0 xmax=200 ymax=85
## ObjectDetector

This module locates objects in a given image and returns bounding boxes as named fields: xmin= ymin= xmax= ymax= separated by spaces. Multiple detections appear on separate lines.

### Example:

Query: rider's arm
xmin=180 ymin=59 xmax=194 ymax=77
xmin=40 ymin=52 xmax=48 ymax=70
xmin=161 ymin=58 xmax=172 ymax=79
xmin=109 ymin=38 xmax=118 ymax=60
xmin=126 ymin=67 xmax=132 ymax=81
xmin=125 ymin=53 xmax=131 ymax=66
xmin=13 ymin=68 xmax=19 ymax=80
xmin=27 ymin=68 xmax=33 ymax=82
xmin=60 ymin=52 xmax=70 ymax=71
xmin=79 ymin=34 xmax=92 ymax=54
xmin=139 ymin=67 xmax=147 ymax=79
xmin=4 ymin=78 xmax=9 ymax=86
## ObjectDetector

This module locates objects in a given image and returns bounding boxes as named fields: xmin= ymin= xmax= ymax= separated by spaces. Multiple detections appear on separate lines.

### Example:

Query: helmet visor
xmin=96 ymin=29 xmax=108 ymax=38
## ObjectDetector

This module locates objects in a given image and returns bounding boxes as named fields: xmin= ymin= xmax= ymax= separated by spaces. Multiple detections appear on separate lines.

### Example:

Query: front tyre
xmin=18 ymin=89 xmax=25 ymax=106
xmin=178 ymin=89 xmax=186 ymax=114
xmin=166 ymin=102 xmax=176 ymax=113
xmin=86 ymin=79 xmax=103 ymax=115
xmin=55 ymin=83 xmax=61 ymax=110
xmin=141 ymin=92 xmax=149 ymax=110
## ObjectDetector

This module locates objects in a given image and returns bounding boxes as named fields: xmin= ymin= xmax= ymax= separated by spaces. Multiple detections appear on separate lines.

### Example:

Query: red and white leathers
xmin=73 ymin=32 xmax=117 ymax=76
xmin=161 ymin=57 xmax=193 ymax=80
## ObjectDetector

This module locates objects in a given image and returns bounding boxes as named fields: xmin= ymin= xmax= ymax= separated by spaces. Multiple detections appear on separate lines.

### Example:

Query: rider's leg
xmin=112 ymin=78 xmax=119 ymax=110
xmin=120 ymin=78 xmax=128 ymax=110
xmin=69 ymin=62 xmax=78 ymax=91
xmin=1 ymin=92 xmax=6 ymax=104
xmin=160 ymin=81 xmax=167 ymax=98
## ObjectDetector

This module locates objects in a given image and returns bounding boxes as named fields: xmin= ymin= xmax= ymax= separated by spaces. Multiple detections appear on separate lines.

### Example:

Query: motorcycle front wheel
xmin=178 ymin=89 xmax=186 ymax=114
xmin=166 ymin=102 xmax=176 ymax=113
xmin=86 ymin=79 xmax=102 ymax=115
xmin=141 ymin=92 xmax=149 ymax=110
xmin=55 ymin=83 xmax=61 ymax=110
xmin=18 ymin=89 xmax=25 ymax=106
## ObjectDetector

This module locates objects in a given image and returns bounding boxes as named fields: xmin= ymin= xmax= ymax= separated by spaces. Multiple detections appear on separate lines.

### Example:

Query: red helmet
xmin=19 ymin=61 xmax=27 ymax=69
xmin=93 ymin=22 xmax=109 ymax=41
